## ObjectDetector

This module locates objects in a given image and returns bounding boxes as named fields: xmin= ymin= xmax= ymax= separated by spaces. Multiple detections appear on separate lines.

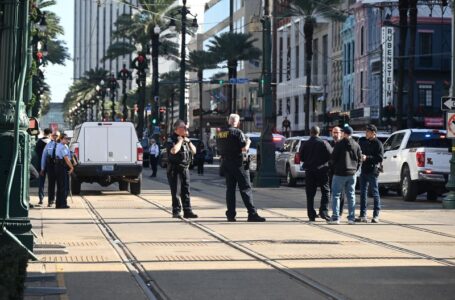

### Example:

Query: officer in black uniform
xmin=166 ymin=120 xmax=198 ymax=219
xmin=217 ymin=114 xmax=266 ymax=222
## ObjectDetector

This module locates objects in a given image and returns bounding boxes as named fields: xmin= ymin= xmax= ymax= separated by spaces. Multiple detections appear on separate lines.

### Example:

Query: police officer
xmin=166 ymin=120 xmax=198 ymax=218
xmin=217 ymin=114 xmax=265 ymax=222
xmin=40 ymin=131 xmax=59 ymax=207
xmin=54 ymin=133 xmax=73 ymax=209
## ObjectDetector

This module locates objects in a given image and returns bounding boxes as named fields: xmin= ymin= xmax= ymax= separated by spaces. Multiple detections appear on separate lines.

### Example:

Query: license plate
xmin=102 ymin=165 xmax=114 ymax=171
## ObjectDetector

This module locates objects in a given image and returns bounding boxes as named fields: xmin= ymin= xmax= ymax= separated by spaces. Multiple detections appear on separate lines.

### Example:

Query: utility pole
xmin=444 ymin=0 xmax=455 ymax=209
xmin=0 ymin=0 xmax=35 ymax=257
xmin=254 ymin=0 xmax=279 ymax=187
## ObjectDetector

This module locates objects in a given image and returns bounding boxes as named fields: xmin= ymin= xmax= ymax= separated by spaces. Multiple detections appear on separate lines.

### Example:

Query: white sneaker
xmin=348 ymin=219 xmax=355 ymax=225
xmin=355 ymin=216 xmax=368 ymax=223
xmin=372 ymin=217 xmax=379 ymax=223
xmin=327 ymin=219 xmax=340 ymax=225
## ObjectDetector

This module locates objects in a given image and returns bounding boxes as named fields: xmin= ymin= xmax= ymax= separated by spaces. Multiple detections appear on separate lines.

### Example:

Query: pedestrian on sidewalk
xmin=149 ymin=138 xmax=159 ymax=177
xmin=54 ymin=133 xmax=73 ymax=209
xmin=357 ymin=124 xmax=384 ymax=223
xmin=35 ymin=128 xmax=51 ymax=205
xmin=194 ymin=143 xmax=206 ymax=175
xmin=298 ymin=126 xmax=332 ymax=221
xmin=329 ymin=126 xmax=345 ymax=216
xmin=166 ymin=120 xmax=198 ymax=219
xmin=40 ymin=131 xmax=59 ymax=207
xmin=328 ymin=126 xmax=362 ymax=225
xmin=217 ymin=114 xmax=266 ymax=222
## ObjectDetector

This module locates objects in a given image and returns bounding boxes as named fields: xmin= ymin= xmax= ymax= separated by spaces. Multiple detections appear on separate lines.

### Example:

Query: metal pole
xmin=444 ymin=1 xmax=455 ymax=209
xmin=254 ymin=0 xmax=279 ymax=187
xmin=179 ymin=0 xmax=187 ymax=122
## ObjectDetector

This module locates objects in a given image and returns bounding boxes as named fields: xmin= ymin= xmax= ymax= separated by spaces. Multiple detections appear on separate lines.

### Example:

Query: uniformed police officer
xmin=54 ymin=133 xmax=74 ymax=209
xmin=166 ymin=120 xmax=198 ymax=218
xmin=217 ymin=114 xmax=266 ymax=222
xmin=40 ymin=131 xmax=59 ymax=207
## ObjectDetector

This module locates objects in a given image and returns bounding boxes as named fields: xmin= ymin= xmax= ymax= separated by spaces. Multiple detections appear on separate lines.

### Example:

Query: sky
xmin=46 ymin=0 xmax=74 ymax=103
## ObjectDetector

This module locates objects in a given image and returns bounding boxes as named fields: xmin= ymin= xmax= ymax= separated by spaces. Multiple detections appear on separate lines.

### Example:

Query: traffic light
xmin=151 ymin=115 xmax=157 ymax=125
xmin=159 ymin=107 xmax=165 ymax=124
xmin=219 ymin=79 xmax=224 ymax=85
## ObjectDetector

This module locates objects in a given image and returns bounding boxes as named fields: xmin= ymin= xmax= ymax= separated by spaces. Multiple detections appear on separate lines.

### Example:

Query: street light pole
xmin=444 ymin=0 xmax=455 ymax=209
xmin=254 ymin=0 xmax=279 ymax=187
xmin=179 ymin=0 xmax=188 ymax=122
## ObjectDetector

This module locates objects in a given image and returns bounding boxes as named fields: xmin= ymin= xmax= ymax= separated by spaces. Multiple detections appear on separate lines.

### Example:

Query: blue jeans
xmin=331 ymin=175 xmax=356 ymax=221
xmin=359 ymin=172 xmax=381 ymax=218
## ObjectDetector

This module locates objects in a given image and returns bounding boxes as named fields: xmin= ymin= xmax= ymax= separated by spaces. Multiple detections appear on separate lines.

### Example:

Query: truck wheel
xmin=71 ymin=176 xmax=81 ymax=195
xmin=286 ymin=166 xmax=297 ymax=187
xmin=426 ymin=190 xmax=438 ymax=201
xmin=401 ymin=166 xmax=417 ymax=202
xmin=119 ymin=181 xmax=129 ymax=191
xmin=130 ymin=178 xmax=141 ymax=195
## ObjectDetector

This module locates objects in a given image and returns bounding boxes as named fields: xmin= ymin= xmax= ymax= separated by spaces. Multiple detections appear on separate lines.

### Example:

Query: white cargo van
xmin=69 ymin=122 xmax=143 ymax=195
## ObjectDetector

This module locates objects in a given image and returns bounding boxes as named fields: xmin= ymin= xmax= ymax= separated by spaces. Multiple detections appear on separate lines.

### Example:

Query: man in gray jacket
xmin=328 ymin=126 xmax=362 ymax=225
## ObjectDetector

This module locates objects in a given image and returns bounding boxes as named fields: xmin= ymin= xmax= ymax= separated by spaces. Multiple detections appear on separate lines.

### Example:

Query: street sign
xmin=441 ymin=96 xmax=455 ymax=111
xmin=229 ymin=78 xmax=249 ymax=84
xmin=447 ymin=112 xmax=455 ymax=138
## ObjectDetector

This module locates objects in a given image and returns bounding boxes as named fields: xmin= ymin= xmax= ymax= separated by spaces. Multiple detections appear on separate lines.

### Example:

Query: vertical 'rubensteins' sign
xmin=382 ymin=26 xmax=394 ymax=107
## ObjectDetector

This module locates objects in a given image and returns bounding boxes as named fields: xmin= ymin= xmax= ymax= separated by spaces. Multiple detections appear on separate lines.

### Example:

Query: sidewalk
xmin=24 ymin=170 xmax=455 ymax=300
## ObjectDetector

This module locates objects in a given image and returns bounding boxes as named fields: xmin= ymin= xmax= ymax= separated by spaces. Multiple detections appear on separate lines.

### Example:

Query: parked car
xmin=275 ymin=136 xmax=333 ymax=186
xmin=378 ymin=129 xmax=451 ymax=201
xmin=352 ymin=131 xmax=391 ymax=144
xmin=247 ymin=132 xmax=286 ymax=180
xmin=69 ymin=122 xmax=143 ymax=195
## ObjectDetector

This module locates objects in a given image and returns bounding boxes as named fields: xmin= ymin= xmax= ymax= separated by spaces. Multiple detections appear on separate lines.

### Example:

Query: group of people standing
xmin=36 ymin=129 xmax=73 ymax=209
xmin=300 ymin=124 xmax=384 ymax=224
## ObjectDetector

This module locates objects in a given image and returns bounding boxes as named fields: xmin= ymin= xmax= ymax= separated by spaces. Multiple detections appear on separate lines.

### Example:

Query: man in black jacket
xmin=328 ymin=126 xmax=362 ymax=224
xmin=299 ymin=126 xmax=332 ymax=221
xmin=35 ymin=128 xmax=51 ymax=205
xmin=357 ymin=124 xmax=384 ymax=223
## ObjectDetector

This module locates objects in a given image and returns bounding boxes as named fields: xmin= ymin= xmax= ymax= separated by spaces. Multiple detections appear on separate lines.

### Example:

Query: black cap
xmin=366 ymin=124 xmax=377 ymax=132
xmin=342 ymin=126 xmax=353 ymax=135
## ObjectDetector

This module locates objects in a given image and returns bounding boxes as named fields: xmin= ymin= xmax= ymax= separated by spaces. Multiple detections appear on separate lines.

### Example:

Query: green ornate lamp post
xmin=0 ymin=0 xmax=37 ymax=268
xmin=254 ymin=0 xmax=279 ymax=187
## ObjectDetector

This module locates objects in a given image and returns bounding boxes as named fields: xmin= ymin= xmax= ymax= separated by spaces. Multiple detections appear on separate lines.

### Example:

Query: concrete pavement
xmin=25 ymin=164 xmax=455 ymax=300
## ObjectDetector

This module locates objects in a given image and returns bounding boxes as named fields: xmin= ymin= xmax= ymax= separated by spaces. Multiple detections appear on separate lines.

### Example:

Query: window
xmin=322 ymin=35 xmax=328 ymax=78
xmin=283 ymin=140 xmax=294 ymax=152
xmin=278 ymin=99 xmax=282 ymax=116
xmin=295 ymin=26 xmax=299 ymax=78
xmin=360 ymin=26 xmax=364 ymax=56
xmin=383 ymin=132 xmax=405 ymax=151
xmin=313 ymin=38 xmax=318 ymax=78
xmin=406 ymin=132 xmax=450 ymax=149
xmin=286 ymin=97 xmax=291 ymax=115
xmin=294 ymin=95 xmax=299 ymax=124
xmin=287 ymin=34 xmax=291 ymax=81
xmin=419 ymin=32 xmax=433 ymax=67
xmin=360 ymin=71 xmax=364 ymax=103
xmin=279 ymin=34 xmax=283 ymax=82
xmin=418 ymin=84 xmax=433 ymax=106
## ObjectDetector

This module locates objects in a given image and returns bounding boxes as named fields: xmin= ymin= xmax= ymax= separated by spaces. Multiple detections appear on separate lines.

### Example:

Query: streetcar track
xmin=149 ymin=176 xmax=455 ymax=267
xmin=80 ymin=195 xmax=167 ymax=300
xmin=135 ymin=194 xmax=348 ymax=300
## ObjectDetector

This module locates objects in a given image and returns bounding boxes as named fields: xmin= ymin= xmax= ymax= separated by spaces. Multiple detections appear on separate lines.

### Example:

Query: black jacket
xmin=216 ymin=126 xmax=247 ymax=165
xmin=299 ymin=136 xmax=332 ymax=171
xmin=359 ymin=137 xmax=384 ymax=175
xmin=331 ymin=137 xmax=362 ymax=176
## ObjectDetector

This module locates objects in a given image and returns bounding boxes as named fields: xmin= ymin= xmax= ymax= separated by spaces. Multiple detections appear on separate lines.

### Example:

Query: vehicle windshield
xmin=406 ymin=132 xmax=450 ymax=149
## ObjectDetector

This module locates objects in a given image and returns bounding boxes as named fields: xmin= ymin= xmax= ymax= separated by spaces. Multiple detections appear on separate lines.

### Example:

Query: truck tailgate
xmin=424 ymin=148 xmax=451 ymax=173
xmin=84 ymin=127 xmax=108 ymax=162
xmin=107 ymin=126 xmax=132 ymax=162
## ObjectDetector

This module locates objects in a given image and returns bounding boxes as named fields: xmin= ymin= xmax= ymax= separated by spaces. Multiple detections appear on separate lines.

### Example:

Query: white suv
xmin=69 ymin=122 xmax=143 ymax=195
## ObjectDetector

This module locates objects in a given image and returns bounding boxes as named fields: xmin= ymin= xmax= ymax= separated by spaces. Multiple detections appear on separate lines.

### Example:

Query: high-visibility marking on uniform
xmin=217 ymin=131 xmax=229 ymax=139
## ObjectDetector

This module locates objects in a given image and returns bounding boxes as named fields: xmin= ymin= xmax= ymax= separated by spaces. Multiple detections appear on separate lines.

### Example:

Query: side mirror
xmin=27 ymin=117 xmax=40 ymax=136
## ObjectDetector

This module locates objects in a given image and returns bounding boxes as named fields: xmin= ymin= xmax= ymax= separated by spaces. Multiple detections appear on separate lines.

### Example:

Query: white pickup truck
xmin=69 ymin=122 xmax=143 ymax=195
xmin=378 ymin=129 xmax=451 ymax=201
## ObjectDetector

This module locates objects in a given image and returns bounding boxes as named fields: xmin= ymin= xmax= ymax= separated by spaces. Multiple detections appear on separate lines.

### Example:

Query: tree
xmin=29 ymin=0 xmax=70 ymax=115
xmin=207 ymin=32 xmax=261 ymax=114
xmin=188 ymin=50 xmax=218 ymax=140
xmin=103 ymin=0 xmax=181 ymax=139
xmin=284 ymin=0 xmax=345 ymax=134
